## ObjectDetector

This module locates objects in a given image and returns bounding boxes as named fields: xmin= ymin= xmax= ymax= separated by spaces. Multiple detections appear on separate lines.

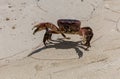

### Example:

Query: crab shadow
xmin=28 ymin=39 xmax=87 ymax=58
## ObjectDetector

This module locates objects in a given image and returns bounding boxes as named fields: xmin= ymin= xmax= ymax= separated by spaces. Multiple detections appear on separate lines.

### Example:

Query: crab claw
xmin=33 ymin=28 xmax=39 ymax=35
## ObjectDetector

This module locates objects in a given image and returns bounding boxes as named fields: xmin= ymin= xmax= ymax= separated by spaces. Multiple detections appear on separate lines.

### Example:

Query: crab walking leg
xmin=60 ymin=31 xmax=70 ymax=39
xmin=85 ymin=32 xmax=94 ymax=47
xmin=43 ymin=28 xmax=52 ymax=47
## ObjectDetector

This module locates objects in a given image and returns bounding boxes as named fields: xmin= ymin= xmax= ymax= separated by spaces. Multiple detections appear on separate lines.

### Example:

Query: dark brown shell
xmin=57 ymin=19 xmax=81 ymax=33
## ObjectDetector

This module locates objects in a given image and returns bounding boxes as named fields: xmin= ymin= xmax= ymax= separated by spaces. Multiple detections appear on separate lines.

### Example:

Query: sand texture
xmin=1 ymin=0 xmax=120 ymax=79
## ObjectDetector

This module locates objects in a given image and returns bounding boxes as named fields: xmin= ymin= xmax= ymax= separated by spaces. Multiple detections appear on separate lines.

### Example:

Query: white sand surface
xmin=1 ymin=0 xmax=120 ymax=79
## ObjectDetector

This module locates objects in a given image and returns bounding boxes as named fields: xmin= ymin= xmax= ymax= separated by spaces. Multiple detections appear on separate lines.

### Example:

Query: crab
xmin=32 ymin=19 xmax=93 ymax=50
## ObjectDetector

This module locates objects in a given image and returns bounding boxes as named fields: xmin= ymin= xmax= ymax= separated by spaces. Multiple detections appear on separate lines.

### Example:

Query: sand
xmin=1 ymin=0 xmax=120 ymax=79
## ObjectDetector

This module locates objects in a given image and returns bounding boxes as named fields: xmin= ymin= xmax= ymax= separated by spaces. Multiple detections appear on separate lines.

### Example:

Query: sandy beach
xmin=1 ymin=0 xmax=120 ymax=79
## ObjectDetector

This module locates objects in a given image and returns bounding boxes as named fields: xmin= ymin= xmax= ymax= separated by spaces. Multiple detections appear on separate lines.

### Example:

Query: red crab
xmin=32 ymin=19 xmax=93 ymax=50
